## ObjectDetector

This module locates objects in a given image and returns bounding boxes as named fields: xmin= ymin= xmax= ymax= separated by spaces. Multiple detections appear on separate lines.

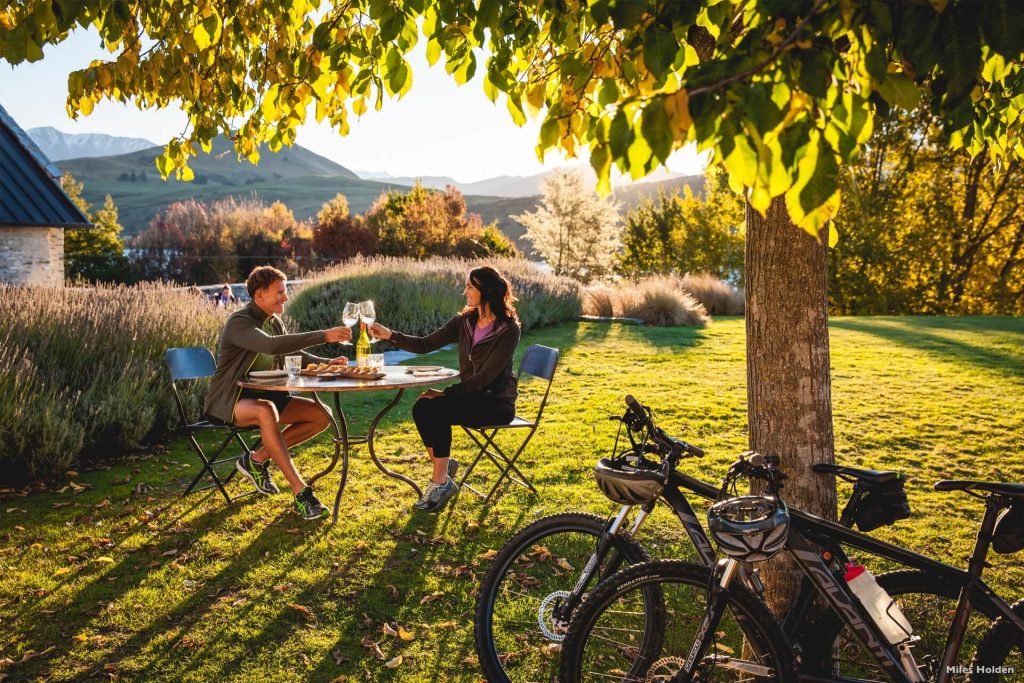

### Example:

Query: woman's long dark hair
xmin=464 ymin=266 xmax=519 ymax=323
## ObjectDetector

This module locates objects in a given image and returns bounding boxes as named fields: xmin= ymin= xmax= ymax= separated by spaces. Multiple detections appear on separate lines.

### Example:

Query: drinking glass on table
xmin=340 ymin=302 xmax=360 ymax=345
xmin=285 ymin=355 xmax=302 ymax=377
xmin=359 ymin=300 xmax=377 ymax=342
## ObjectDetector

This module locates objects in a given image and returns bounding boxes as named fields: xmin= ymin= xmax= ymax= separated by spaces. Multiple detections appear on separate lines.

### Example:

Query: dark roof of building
xmin=0 ymin=103 xmax=92 ymax=229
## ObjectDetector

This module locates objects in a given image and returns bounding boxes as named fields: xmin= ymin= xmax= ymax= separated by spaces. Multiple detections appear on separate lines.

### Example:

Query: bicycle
xmin=474 ymin=396 xmax=982 ymax=682
xmin=559 ymin=450 xmax=1024 ymax=682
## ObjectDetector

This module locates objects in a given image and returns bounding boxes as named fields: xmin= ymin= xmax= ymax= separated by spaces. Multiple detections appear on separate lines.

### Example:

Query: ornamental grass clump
xmin=680 ymin=273 xmax=745 ymax=316
xmin=286 ymin=257 xmax=581 ymax=352
xmin=622 ymin=276 xmax=709 ymax=327
xmin=0 ymin=284 xmax=228 ymax=482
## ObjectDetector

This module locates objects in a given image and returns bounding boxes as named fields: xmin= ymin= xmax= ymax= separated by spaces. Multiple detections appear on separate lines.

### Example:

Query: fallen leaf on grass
xmin=161 ymin=549 xmax=179 ymax=556
xmin=94 ymin=499 xmax=112 ymax=510
xmin=382 ymin=623 xmax=398 ymax=637
xmin=0 ymin=645 xmax=55 ymax=667
xmin=331 ymin=649 xmax=348 ymax=666
xmin=477 ymin=549 xmax=498 ymax=561
xmin=65 ymin=470 xmax=79 ymax=477
xmin=51 ymin=502 xmax=72 ymax=509
xmin=384 ymin=655 xmax=403 ymax=668
xmin=397 ymin=626 xmax=415 ymax=641
xmin=360 ymin=635 xmax=385 ymax=660
xmin=273 ymin=583 xmax=292 ymax=593
xmin=464 ymin=521 xmax=480 ymax=533
xmin=94 ymin=556 xmax=115 ymax=564
xmin=419 ymin=591 xmax=444 ymax=605
xmin=555 ymin=557 xmax=575 ymax=572
xmin=4 ymin=508 xmax=25 ymax=514
xmin=434 ymin=620 xmax=458 ymax=630
xmin=385 ymin=584 xmax=400 ymax=599
xmin=462 ymin=654 xmax=479 ymax=666
xmin=289 ymin=603 xmax=316 ymax=620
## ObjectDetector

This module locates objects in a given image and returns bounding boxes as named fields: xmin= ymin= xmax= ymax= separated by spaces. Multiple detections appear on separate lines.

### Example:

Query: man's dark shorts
xmin=238 ymin=388 xmax=294 ymax=416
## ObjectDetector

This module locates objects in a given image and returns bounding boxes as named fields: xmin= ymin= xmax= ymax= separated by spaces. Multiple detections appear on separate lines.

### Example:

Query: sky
xmin=0 ymin=28 xmax=705 ymax=183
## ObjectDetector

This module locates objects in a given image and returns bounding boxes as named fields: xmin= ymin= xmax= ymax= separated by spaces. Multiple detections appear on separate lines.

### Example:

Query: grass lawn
xmin=2 ymin=316 xmax=1023 ymax=681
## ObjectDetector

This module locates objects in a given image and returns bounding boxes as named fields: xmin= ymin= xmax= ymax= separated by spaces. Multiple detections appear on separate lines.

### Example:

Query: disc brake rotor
xmin=537 ymin=590 xmax=572 ymax=641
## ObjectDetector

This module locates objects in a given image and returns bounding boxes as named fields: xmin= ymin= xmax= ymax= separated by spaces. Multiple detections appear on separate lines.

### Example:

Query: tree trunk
xmin=745 ymin=196 xmax=837 ymax=613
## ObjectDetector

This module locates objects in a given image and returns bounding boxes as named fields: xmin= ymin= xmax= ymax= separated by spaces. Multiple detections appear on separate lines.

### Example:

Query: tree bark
xmin=745 ymin=196 xmax=837 ymax=611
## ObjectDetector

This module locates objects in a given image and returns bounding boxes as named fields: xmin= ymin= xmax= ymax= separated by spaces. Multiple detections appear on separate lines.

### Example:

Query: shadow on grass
xmin=830 ymin=317 xmax=1024 ymax=379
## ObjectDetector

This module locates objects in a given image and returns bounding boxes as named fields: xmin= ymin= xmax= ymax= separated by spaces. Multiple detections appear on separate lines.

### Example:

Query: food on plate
xmin=306 ymin=363 xmax=318 ymax=370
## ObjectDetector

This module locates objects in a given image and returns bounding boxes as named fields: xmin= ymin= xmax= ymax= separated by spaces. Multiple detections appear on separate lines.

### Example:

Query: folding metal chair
xmin=458 ymin=344 xmax=560 ymax=504
xmin=165 ymin=347 xmax=259 ymax=505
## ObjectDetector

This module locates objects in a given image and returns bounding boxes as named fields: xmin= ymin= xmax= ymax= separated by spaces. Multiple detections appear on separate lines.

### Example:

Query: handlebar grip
xmin=624 ymin=394 xmax=643 ymax=414
xmin=686 ymin=443 xmax=705 ymax=458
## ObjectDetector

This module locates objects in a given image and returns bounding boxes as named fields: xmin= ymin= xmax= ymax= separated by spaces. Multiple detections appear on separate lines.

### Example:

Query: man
xmin=204 ymin=266 xmax=351 ymax=520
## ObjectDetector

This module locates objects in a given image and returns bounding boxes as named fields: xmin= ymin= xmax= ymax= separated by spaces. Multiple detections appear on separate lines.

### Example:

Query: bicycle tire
xmin=799 ymin=569 xmax=1002 ymax=681
xmin=474 ymin=512 xmax=652 ymax=683
xmin=969 ymin=597 xmax=1024 ymax=682
xmin=560 ymin=559 xmax=797 ymax=683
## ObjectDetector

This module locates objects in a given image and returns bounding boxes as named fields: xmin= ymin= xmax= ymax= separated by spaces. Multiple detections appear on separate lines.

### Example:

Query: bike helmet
xmin=707 ymin=495 xmax=790 ymax=563
xmin=992 ymin=503 xmax=1024 ymax=555
xmin=593 ymin=454 xmax=667 ymax=505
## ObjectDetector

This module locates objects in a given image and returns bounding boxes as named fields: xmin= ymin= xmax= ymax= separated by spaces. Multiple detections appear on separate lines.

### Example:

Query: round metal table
xmin=237 ymin=366 xmax=458 ymax=522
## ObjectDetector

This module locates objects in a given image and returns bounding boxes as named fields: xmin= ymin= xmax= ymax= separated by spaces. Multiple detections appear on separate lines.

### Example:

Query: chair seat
xmin=187 ymin=420 xmax=259 ymax=432
xmin=467 ymin=416 xmax=535 ymax=431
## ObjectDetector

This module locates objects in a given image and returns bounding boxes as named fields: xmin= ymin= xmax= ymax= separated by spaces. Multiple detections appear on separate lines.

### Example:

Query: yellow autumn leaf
xmin=384 ymin=655 xmax=403 ymax=668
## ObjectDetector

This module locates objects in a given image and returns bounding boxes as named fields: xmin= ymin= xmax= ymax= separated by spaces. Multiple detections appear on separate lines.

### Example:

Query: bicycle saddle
xmin=812 ymin=463 xmax=898 ymax=486
xmin=934 ymin=480 xmax=1024 ymax=498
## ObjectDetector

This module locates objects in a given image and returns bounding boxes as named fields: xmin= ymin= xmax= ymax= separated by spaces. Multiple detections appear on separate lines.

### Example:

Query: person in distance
xmin=370 ymin=266 xmax=521 ymax=513
xmin=204 ymin=265 xmax=351 ymax=520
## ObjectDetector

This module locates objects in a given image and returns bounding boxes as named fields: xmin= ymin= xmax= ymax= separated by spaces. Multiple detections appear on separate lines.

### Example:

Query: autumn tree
xmin=60 ymin=174 xmax=127 ymax=283
xmin=365 ymin=183 xmax=515 ymax=259
xmin=620 ymin=169 xmax=744 ymax=282
xmin=514 ymin=168 xmax=621 ymax=283
xmin=311 ymin=193 xmax=378 ymax=261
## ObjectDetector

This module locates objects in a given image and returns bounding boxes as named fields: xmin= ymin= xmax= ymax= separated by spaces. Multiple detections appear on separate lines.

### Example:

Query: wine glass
xmin=359 ymin=300 xmax=376 ymax=342
xmin=341 ymin=302 xmax=360 ymax=345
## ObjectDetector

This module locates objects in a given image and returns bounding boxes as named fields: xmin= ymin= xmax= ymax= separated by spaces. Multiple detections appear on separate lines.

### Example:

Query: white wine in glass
xmin=359 ymin=300 xmax=376 ymax=342
xmin=341 ymin=302 xmax=360 ymax=345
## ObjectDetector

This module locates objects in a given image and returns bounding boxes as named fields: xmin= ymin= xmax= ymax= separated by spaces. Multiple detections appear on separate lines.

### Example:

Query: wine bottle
xmin=355 ymin=321 xmax=371 ymax=368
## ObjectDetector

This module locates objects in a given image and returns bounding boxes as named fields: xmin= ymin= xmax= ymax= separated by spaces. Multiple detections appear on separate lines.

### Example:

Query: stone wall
xmin=0 ymin=226 xmax=64 ymax=287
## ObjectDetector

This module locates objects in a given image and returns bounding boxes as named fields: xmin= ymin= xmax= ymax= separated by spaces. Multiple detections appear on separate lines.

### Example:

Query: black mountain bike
xmin=474 ymin=396 xmax=989 ymax=682
xmin=559 ymin=451 xmax=1024 ymax=682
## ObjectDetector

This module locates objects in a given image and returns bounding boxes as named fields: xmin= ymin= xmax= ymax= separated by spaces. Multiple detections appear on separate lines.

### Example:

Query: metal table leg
xmin=306 ymin=393 xmax=349 ymax=513
xmin=364 ymin=389 xmax=423 ymax=499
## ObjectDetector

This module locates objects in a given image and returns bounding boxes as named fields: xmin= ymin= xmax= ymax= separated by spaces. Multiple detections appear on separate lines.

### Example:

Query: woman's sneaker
xmin=412 ymin=458 xmax=458 ymax=511
xmin=416 ymin=477 xmax=459 ymax=513
xmin=294 ymin=487 xmax=329 ymax=520
xmin=236 ymin=453 xmax=280 ymax=495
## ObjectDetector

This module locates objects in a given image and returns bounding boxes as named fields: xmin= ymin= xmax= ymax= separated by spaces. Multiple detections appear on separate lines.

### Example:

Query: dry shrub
xmin=623 ymin=276 xmax=709 ymax=327
xmin=582 ymin=286 xmax=617 ymax=317
xmin=680 ymin=272 xmax=744 ymax=315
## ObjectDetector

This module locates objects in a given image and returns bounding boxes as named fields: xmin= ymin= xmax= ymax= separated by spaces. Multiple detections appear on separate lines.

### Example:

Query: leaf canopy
xmin=4 ymin=0 xmax=1023 ymax=236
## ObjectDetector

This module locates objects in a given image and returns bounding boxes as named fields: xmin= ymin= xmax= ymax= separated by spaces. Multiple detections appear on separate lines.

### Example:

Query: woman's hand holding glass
xmin=368 ymin=322 xmax=392 ymax=341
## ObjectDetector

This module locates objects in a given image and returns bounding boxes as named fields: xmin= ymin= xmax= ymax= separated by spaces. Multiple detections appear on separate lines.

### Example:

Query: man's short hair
xmin=246 ymin=266 xmax=287 ymax=297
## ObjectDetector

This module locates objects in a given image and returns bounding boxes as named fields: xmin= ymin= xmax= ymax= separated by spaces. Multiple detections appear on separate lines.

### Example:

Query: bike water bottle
xmin=844 ymin=563 xmax=913 ymax=644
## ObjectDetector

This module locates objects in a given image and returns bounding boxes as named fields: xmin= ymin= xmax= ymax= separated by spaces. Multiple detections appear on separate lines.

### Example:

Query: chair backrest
xmin=517 ymin=345 xmax=559 ymax=423
xmin=518 ymin=344 xmax=559 ymax=381
xmin=166 ymin=347 xmax=217 ymax=381
xmin=165 ymin=347 xmax=217 ymax=425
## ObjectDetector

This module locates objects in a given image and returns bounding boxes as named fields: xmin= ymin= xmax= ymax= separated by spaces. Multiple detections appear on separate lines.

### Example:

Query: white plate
xmin=249 ymin=370 xmax=289 ymax=379
xmin=405 ymin=365 xmax=444 ymax=373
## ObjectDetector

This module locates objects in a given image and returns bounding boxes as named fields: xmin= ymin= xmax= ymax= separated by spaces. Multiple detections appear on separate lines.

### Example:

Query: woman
xmin=370 ymin=266 xmax=521 ymax=513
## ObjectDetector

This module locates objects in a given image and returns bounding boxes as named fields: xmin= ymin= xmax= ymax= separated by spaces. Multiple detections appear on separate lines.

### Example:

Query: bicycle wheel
xmin=475 ymin=512 xmax=653 ymax=683
xmin=799 ymin=569 xmax=1001 ymax=681
xmin=969 ymin=597 xmax=1024 ymax=682
xmin=560 ymin=559 xmax=797 ymax=683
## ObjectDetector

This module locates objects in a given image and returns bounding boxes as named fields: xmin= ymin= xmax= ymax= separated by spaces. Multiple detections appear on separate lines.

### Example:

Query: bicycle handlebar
xmin=623 ymin=395 xmax=705 ymax=458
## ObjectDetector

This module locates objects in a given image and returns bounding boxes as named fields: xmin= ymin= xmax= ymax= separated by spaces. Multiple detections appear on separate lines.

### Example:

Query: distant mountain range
xmin=35 ymin=129 xmax=703 ymax=251
xmin=28 ymin=127 xmax=157 ymax=161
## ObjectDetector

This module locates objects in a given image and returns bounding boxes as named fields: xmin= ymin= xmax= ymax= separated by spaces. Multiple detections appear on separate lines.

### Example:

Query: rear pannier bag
xmin=855 ymin=474 xmax=912 ymax=532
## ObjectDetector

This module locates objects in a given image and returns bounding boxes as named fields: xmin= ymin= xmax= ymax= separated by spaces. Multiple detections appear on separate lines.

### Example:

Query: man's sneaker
xmin=418 ymin=477 xmax=459 ymax=513
xmin=236 ymin=452 xmax=280 ymax=495
xmin=412 ymin=459 xmax=459 ymax=510
xmin=294 ymin=487 xmax=329 ymax=520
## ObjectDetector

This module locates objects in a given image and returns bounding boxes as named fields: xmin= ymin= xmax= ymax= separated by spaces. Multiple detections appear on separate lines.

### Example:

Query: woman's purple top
xmin=472 ymin=320 xmax=495 ymax=347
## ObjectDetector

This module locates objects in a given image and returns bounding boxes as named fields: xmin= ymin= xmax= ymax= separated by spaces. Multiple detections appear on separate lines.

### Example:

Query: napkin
xmin=410 ymin=369 xmax=456 ymax=378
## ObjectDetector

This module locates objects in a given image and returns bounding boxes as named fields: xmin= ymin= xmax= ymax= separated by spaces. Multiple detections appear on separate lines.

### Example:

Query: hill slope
xmin=28 ymin=127 xmax=156 ymax=161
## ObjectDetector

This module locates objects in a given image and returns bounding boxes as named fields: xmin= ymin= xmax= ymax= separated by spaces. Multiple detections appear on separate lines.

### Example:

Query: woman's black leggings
xmin=411 ymin=392 xmax=515 ymax=459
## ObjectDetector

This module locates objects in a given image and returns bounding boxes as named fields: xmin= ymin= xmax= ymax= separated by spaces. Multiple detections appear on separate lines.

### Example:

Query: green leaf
xmin=939 ymin=6 xmax=982 ymax=103
xmin=721 ymin=131 xmax=758 ymax=188
xmin=797 ymin=49 xmax=828 ymax=99
xmin=980 ymin=0 xmax=1024 ymax=59
xmin=539 ymin=117 xmax=560 ymax=150
xmin=643 ymin=24 xmax=677 ymax=81
xmin=609 ymin=110 xmax=633 ymax=160
xmin=590 ymin=143 xmax=612 ymax=195
xmin=426 ymin=38 xmax=441 ymax=66
xmin=388 ymin=63 xmax=409 ymax=95
xmin=876 ymin=73 xmax=920 ymax=110
xmin=640 ymin=99 xmax=672 ymax=164
xmin=598 ymin=78 xmax=619 ymax=107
